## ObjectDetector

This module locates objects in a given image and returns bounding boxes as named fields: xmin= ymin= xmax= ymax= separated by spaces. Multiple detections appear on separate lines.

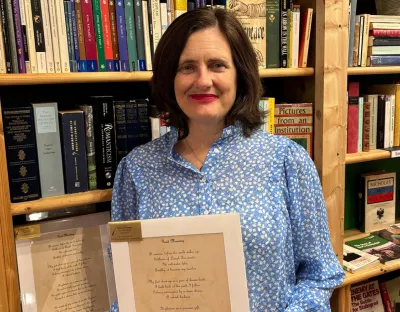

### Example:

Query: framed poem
xmin=15 ymin=211 xmax=117 ymax=312
xmin=109 ymin=213 xmax=250 ymax=312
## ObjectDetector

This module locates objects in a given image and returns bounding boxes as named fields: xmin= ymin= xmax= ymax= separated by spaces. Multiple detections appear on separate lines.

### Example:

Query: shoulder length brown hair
xmin=151 ymin=7 xmax=264 ymax=138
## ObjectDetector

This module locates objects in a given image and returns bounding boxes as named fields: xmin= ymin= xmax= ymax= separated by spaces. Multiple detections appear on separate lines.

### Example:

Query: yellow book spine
xmin=174 ymin=0 xmax=187 ymax=17
xmin=394 ymin=87 xmax=400 ymax=147
xmin=267 ymin=98 xmax=275 ymax=134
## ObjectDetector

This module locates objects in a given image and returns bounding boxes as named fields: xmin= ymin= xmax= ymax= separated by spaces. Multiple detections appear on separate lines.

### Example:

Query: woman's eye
xmin=179 ymin=65 xmax=194 ymax=73
xmin=212 ymin=63 xmax=226 ymax=70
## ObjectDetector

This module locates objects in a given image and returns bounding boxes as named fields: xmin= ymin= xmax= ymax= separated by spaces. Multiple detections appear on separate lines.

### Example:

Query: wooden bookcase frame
xmin=0 ymin=0 xmax=361 ymax=311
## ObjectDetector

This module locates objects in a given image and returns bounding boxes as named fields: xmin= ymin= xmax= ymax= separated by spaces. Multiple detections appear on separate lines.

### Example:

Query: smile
xmin=190 ymin=94 xmax=218 ymax=103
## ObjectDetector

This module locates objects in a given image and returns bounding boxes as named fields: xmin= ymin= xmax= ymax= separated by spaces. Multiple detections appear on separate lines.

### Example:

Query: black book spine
xmin=2 ymin=107 xmax=41 ymax=202
xmin=136 ymin=99 xmax=150 ymax=145
xmin=59 ymin=111 xmax=89 ymax=194
xmin=91 ymin=96 xmax=116 ymax=189
xmin=113 ymin=101 xmax=128 ymax=164
xmin=376 ymin=95 xmax=386 ymax=149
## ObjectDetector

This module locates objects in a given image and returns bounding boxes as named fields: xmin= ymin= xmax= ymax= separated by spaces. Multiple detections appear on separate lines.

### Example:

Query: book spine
xmin=370 ymin=29 xmax=400 ymax=37
xmin=91 ymin=97 xmax=116 ymax=189
xmin=357 ymin=97 xmax=363 ymax=152
xmin=376 ymin=95 xmax=385 ymax=149
xmin=160 ymin=0 xmax=167 ymax=35
xmin=80 ymin=0 xmax=97 ymax=71
xmin=113 ymin=101 xmax=128 ymax=164
xmin=133 ymin=0 xmax=145 ymax=70
xmin=54 ymin=0 xmax=70 ymax=72
xmin=108 ymin=0 xmax=119 ymax=71
xmin=150 ymin=0 xmax=161 ymax=52
xmin=47 ymin=0 xmax=62 ymax=72
xmin=65 ymin=0 xmax=77 ymax=71
xmin=41 ymin=0 xmax=55 ymax=73
xmin=266 ymin=0 xmax=279 ymax=68
xmin=32 ymin=103 xmax=65 ymax=198
xmin=2 ymin=107 xmax=41 ymax=202
xmin=379 ymin=282 xmax=393 ymax=312
xmin=369 ymin=37 xmax=400 ymax=46
xmin=74 ymin=0 xmax=86 ymax=71
xmin=80 ymin=105 xmax=97 ymax=190
xmin=59 ymin=111 xmax=89 ymax=194
xmin=125 ymin=0 xmax=138 ymax=71
xmin=70 ymin=0 xmax=80 ymax=71
xmin=368 ymin=55 xmax=400 ymax=66
xmin=12 ymin=0 xmax=26 ymax=72
xmin=146 ymin=0 xmax=153 ymax=59
xmin=142 ymin=0 xmax=152 ymax=70
xmin=115 ymin=0 xmax=128 ymax=71
xmin=347 ymin=97 xmax=359 ymax=153
xmin=5 ymin=0 xmax=18 ymax=72
xmin=348 ymin=0 xmax=357 ymax=66
xmin=125 ymin=100 xmax=138 ymax=150
xmin=18 ymin=0 xmax=30 ymax=72
xmin=31 ymin=0 xmax=46 ymax=72
xmin=362 ymin=100 xmax=370 ymax=152
xmin=100 ymin=0 xmax=113 ymax=71
xmin=0 ymin=0 xmax=12 ymax=72
xmin=92 ymin=0 xmax=106 ymax=71
xmin=0 ymin=7 xmax=7 ymax=73
xmin=136 ymin=99 xmax=150 ymax=145
xmin=280 ymin=0 xmax=288 ymax=68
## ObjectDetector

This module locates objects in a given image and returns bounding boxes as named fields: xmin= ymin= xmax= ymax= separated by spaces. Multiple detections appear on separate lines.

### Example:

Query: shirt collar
xmin=166 ymin=121 xmax=243 ymax=159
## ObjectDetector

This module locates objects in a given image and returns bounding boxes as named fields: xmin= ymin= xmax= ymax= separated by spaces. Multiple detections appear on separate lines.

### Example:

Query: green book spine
xmin=266 ymin=0 xmax=280 ymax=68
xmin=92 ymin=0 xmax=106 ymax=71
xmin=133 ymin=0 xmax=145 ymax=70
xmin=125 ymin=0 xmax=138 ymax=71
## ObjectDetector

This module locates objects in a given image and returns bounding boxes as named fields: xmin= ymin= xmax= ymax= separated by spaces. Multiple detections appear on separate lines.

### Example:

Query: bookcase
xmin=0 ymin=0 xmax=353 ymax=311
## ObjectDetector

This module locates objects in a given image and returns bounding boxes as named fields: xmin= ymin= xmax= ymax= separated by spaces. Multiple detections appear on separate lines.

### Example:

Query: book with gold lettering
xmin=15 ymin=211 xmax=116 ymax=311
xmin=109 ymin=213 xmax=250 ymax=312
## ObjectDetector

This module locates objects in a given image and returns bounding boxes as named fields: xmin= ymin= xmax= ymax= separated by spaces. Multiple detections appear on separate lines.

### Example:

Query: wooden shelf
xmin=348 ymin=67 xmax=400 ymax=76
xmin=345 ymin=150 xmax=391 ymax=164
xmin=341 ymin=229 xmax=400 ymax=287
xmin=11 ymin=189 xmax=112 ymax=216
xmin=0 ymin=68 xmax=314 ymax=86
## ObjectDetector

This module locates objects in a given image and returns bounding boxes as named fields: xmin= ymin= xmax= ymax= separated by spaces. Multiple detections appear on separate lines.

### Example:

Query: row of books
xmin=346 ymin=82 xmax=400 ymax=153
xmin=2 ymin=96 xmax=151 ymax=203
xmin=348 ymin=7 xmax=400 ymax=67
xmin=229 ymin=0 xmax=313 ymax=69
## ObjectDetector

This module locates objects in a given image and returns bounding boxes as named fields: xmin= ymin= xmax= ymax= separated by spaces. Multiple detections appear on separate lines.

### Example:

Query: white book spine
xmin=142 ymin=1 xmax=152 ymax=71
xmin=390 ymin=94 xmax=395 ymax=148
xmin=24 ymin=0 xmax=38 ymax=73
xmin=291 ymin=9 xmax=300 ymax=68
xmin=54 ymin=0 xmax=70 ymax=72
xmin=18 ymin=0 xmax=31 ymax=72
xmin=384 ymin=97 xmax=390 ymax=148
xmin=151 ymin=0 xmax=162 ymax=51
xmin=160 ymin=2 xmax=167 ymax=35
xmin=40 ymin=0 xmax=55 ymax=73
xmin=48 ymin=0 xmax=62 ymax=72
xmin=358 ymin=97 xmax=363 ymax=152
xmin=367 ymin=95 xmax=377 ymax=150
xmin=0 ymin=16 xmax=6 ymax=73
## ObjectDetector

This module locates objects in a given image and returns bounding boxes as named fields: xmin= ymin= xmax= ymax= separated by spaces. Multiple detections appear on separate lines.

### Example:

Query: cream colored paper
xmin=111 ymin=213 xmax=250 ymax=312
xmin=129 ymin=233 xmax=231 ymax=311
xmin=31 ymin=226 xmax=110 ymax=312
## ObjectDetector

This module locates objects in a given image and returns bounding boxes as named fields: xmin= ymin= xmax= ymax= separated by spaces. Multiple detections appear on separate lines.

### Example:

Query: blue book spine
xmin=70 ymin=0 xmax=83 ymax=71
xmin=369 ymin=56 xmax=400 ymax=66
xmin=115 ymin=0 xmax=129 ymax=71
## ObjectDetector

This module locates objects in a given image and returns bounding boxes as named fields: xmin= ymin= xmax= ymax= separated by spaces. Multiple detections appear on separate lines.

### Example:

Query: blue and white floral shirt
xmin=110 ymin=122 xmax=345 ymax=312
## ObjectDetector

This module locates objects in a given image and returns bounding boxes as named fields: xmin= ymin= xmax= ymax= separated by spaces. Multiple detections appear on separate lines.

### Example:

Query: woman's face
xmin=174 ymin=27 xmax=237 ymax=128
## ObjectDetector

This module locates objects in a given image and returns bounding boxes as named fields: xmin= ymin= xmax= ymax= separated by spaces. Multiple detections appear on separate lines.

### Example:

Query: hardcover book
xmin=32 ymin=102 xmax=65 ymax=197
xmin=2 ymin=106 xmax=41 ymax=202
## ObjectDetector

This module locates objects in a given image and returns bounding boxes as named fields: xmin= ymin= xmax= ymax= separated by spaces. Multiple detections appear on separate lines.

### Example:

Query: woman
xmin=110 ymin=7 xmax=345 ymax=311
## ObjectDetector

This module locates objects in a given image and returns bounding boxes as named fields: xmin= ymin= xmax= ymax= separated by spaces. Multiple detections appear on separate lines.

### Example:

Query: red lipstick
xmin=190 ymin=94 xmax=217 ymax=103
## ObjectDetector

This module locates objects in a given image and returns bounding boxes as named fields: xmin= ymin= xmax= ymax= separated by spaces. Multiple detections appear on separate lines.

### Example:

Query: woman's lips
xmin=190 ymin=94 xmax=217 ymax=103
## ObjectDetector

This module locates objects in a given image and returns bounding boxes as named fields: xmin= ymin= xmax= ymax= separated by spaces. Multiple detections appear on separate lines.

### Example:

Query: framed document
xmin=109 ymin=213 xmax=250 ymax=312
xmin=15 ymin=211 xmax=117 ymax=312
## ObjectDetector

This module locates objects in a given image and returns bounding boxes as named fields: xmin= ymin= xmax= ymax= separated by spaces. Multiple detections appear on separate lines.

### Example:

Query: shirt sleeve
xmin=283 ymin=141 xmax=345 ymax=311
xmin=109 ymin=157 xmax=139 ymax=312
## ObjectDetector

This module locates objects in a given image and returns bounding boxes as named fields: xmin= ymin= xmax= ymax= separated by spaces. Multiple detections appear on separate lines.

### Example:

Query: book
xmin=350 ymin=280 xmax=385 ymax=312
xmin=343 ymin=244 xmax=380 ymax=273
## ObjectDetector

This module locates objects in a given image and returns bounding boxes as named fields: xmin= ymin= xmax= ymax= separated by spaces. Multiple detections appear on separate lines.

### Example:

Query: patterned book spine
xmin=125 ymin=0 xmax=137 ymax=71
xmin=80 ymin=0 xmax=97 ymax=70
xmin=31 ymin=0 xmax=46 ymax=73
xmin=12 ymin=0 xmax=26 ymax=72
xmin=266 ymin=0 xmax=279 ymax=68
xmin=65 ymin=0 xmax=77 ymax=71
xmin=115 ymin=0 xmax=128 ymax=71
xmin=362 ymin=101 xmax=370 ymax=152
xmin=0 ymin=10 xmax=6 ymax=72
xmin=280 ymin=0 xmax=288 ymax=68
xmin=113 ymin=101 xmax=128 ymax=164
xmin=18 ymin=0 xmax=30 ymax=72
xmin=108 ymin=0 xmax=119 ymax=71
xmin=80 ymin=105 xmax=97 ymax=190
xmin=92 ymin=0 xmax=106 ymax=71
xmin=5 ymin=0 xmax=18 ymax=72
xmin=2 ymin=107 xmax=41 ymax=202
xmin=41 ymin=0 xmax=55 ymax=72
xmin=59 ymin=111 xmax=89 ymax=194
xmin=133 ymin=0 xmax=145 ymax=70
xmin=70 ymin=0 xmax=81 ymax=71
xmin=100 ymin=0 xmax=113 ymax=71
xmin=74 ymin=0 xmax=87 ymax=71
xmin=142 ymin=0 xmax=152 ymax=70
xmin=47 ymin=0 xmax=62 ymax=72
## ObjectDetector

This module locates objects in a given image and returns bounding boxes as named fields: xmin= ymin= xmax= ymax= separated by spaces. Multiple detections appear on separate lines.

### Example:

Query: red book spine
xmin=81 ymin=0 xmax=98 ymax=68
xmin=100 ymin=0 xmax=113 ymax=66
xmin=370 ymin=29 xmax=400 ymax=37
xmin=347 ymin=103 xmax=359 ymax=154
xmin=379 ymin=282 xmax=393 ymax=312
